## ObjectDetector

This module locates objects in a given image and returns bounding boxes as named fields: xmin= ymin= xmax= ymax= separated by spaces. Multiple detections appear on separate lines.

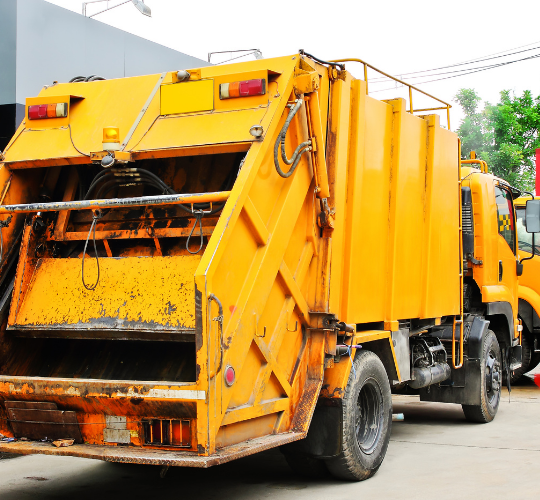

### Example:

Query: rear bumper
xmin=0 ymin=432 xmax=305 ymax=467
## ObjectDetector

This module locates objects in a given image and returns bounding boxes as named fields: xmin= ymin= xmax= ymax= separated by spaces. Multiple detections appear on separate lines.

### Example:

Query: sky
xmin=45 ymin=0 xmax=540 ymax=130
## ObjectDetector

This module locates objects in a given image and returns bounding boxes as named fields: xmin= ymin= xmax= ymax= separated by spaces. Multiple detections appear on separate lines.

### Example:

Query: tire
xmin=325 ymin=350 xmax=392 ymax=481
xmin=281 ymin=452 xmax=329 ymax=478
xmin=510 ymin=333 xmax=532 ymax=383
xmin=462 ymin=329 xmax=502 ymax=423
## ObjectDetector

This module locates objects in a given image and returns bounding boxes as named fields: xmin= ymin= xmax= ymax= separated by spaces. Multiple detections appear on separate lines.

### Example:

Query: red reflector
xmin=220 ymin=79 xmax=266 ymax=99
xmin=224 ymin=365 xmax=235 ymax=386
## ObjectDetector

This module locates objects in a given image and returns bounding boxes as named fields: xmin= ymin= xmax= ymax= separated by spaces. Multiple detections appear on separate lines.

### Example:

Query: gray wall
xmin=1 ymin=0 xmax=208 ymax=105
xmin=0 ymin=0 xmax=208 ymax=149
xmin=0 ymin=1 xmax=17 ymax=105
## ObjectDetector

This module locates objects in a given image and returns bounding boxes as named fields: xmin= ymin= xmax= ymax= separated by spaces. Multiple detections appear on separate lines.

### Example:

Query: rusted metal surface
xmin=5 ymin=401 xmax=83 ymax=443
xmin=48 ymin=226 xmax=215 ymax=242
xmin=0 ymin=376 xmax=203 ymax=401
xmin=9 ymin=255 xmax=201 ymax=335
xmin=0 ymin=431 xmax=305 ymax=467
xmin=0 ymin=191 xmax=231 ymax=215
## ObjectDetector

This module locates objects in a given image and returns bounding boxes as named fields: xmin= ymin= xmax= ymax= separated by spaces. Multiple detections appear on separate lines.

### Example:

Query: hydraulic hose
xmin=298 ymin=50 xmax=345 ymax=70
xmin=274 ymin=99 xmax=312 ymax=178
xmin=82 ymin=163 xmax=240 ymax=255
xmin=69 ymin=75 xmax=106 ymax=83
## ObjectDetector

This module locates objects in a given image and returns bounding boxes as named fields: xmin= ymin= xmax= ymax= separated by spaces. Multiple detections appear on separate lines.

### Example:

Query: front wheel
xmin=325 ymin=350 xmax=392 ymax=481
xmin=462 ymin=329 xmax=501 ymax=423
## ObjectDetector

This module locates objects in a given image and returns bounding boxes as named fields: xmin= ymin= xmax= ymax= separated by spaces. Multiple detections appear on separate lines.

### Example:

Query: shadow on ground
xmin=0 ymin=447 xmax=344 ymax=500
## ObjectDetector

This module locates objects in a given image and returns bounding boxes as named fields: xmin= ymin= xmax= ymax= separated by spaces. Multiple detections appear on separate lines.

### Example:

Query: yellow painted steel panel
xmin=328 ymin=78 xmax=351 ymax=316
xmin=421 ymin=116 xmax=460 ymax=317
xmin=134 ymin=108 xmax=267 ymax=151
xmin=4 ymin=127 xmax=80 ymax=162
xmin=343 ymin=97 xmax=459 ymax=323
xmin=389 ymin=103 xmax=427 ymax=320
xmin=4 ymin=74 xmax=164 ymax=164
xmin=11 ymin=256 xmax=200 ymax=331
xmin=343 ymin=94 xmax=393 ymax=322
xmin=160 ymin=80 xmax=214 ymax=115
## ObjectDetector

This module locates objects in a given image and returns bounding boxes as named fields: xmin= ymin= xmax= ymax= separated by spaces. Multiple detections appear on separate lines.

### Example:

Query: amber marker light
xmin=103 ymin=127 xmax=120 ymax=151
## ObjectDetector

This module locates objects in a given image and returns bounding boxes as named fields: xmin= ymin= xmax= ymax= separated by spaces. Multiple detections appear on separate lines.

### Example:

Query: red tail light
xmin=220 ymin=79 xmax=266 ymax=99
xmin=28 ymin=103 xmax=68 ymax=120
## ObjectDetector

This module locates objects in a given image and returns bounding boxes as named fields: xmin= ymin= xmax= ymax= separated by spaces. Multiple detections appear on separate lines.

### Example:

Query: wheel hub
xmin=355 ymin=378 xmax=383 ymax=455
xmin=485 ymin=351 xmax=501 ymax=403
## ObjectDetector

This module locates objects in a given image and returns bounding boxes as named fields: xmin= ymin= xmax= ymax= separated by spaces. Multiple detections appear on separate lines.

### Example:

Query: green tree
xmin=454 ymin=88 xmax=540 ymax=191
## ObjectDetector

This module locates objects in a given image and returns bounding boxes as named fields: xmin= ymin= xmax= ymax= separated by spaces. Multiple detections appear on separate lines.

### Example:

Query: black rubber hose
xmin=69 ymin=76 xmax=86 ymax=83
xmin=94 ymin=180 xmax=122 ymax=200
xmin=298 ymin=50 xmax=345 ymax=70
xmin=85 ymin=171 xmax=116 ymax=199
xmin=274 ymin=99 xmax=311 ymax=178
xmin=98 ymin=180 xmax=165 ymax=199
xmin=136 ymin=169 xmax=176 ymax=194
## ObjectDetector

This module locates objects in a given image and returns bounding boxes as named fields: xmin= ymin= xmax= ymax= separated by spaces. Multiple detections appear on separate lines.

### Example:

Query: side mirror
xmin=525 ymin=199 xmax=540 ymax=233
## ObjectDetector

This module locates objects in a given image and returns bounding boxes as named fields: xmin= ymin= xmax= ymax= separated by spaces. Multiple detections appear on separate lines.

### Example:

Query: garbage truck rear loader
xmin=0 ymin=53 xmax=525 ymax=480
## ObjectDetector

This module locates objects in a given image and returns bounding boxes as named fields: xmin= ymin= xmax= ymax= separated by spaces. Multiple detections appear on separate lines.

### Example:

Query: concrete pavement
xmin=1 ymin=368 xmax=539 ymax=500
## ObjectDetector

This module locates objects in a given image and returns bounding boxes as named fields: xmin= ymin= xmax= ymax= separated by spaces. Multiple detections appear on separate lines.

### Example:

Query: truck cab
xmin=515 ymin=196 xmax=540 ymax=380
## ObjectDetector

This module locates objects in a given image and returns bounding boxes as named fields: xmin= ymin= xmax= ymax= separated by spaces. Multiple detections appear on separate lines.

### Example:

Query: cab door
xmin=515 ymin=202 xmax=540 ymax=332
xmin=494 ymin=184 xmax=518 ymax=331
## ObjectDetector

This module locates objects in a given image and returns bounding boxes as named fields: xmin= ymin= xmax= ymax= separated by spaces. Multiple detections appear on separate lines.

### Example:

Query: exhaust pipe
xmin=409 ymin=363 xmax=450 ymax=389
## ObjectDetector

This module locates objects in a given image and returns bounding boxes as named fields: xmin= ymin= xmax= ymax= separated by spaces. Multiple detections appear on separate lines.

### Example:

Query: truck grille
xmin=142 ymin=419 xmax=191 ymax=447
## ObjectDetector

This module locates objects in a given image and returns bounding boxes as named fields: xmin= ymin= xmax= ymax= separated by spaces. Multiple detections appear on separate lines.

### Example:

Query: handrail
xmin=330 ymin=57 xmax=452 ymax=130
xmin=0 ymin=191 xmax=231 ymax=215
xmin=460 ymin=159 xmax=488 ymax=173
xmin=454 ymin=139 xmax=464 ymax=369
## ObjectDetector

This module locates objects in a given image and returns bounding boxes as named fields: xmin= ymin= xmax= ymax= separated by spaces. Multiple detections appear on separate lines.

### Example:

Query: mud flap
xmin=420 ymin=317 xmax=488 ymax=406
xmin=281 ymin=400 xmax=343 ymax=458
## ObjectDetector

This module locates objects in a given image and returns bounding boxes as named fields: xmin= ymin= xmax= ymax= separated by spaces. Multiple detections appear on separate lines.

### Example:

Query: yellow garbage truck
xmin=514 ymin=195 xmax=540 ymax=380
xmin=0 ymin=52 xmax=528 ymax=481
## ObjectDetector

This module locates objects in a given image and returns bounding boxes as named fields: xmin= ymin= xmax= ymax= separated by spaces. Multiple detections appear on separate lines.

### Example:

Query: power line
xmin=369 ymin=40 xmax=540 ymax=82
xmin=370 ymin=52 xmax=540 ymax=93
xmin=378 ymin=49 xmax=540 ymax=82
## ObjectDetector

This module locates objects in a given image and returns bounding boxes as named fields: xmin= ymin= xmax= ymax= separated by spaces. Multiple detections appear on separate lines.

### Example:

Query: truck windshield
xmin=516 ymin=207 xmax=540 ymax=255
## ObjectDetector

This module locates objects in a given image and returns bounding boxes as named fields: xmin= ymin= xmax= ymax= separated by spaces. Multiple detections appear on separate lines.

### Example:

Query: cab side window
xmin=494 ymin=185 xmax=515 ymax=254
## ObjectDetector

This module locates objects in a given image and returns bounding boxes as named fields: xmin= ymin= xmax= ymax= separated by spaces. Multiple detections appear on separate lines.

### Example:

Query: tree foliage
xmin=454 ymin=88 xmax=540 ymax=191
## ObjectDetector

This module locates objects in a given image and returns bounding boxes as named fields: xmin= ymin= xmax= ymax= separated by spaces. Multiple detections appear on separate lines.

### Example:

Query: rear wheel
xmin=462 ymin=329 xmax=501 ymax=423
xmin=325 ymin=350 xmax=392 ymax=481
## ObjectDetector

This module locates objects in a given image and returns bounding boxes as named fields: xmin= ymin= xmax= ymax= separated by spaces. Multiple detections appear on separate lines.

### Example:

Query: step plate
xmin=0 ymin=432 xmax=305 ymax=467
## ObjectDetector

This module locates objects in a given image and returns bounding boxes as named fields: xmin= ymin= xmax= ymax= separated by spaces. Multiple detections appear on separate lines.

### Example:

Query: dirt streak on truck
xmin=0 ymin=52 xmax=529 ymax=480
